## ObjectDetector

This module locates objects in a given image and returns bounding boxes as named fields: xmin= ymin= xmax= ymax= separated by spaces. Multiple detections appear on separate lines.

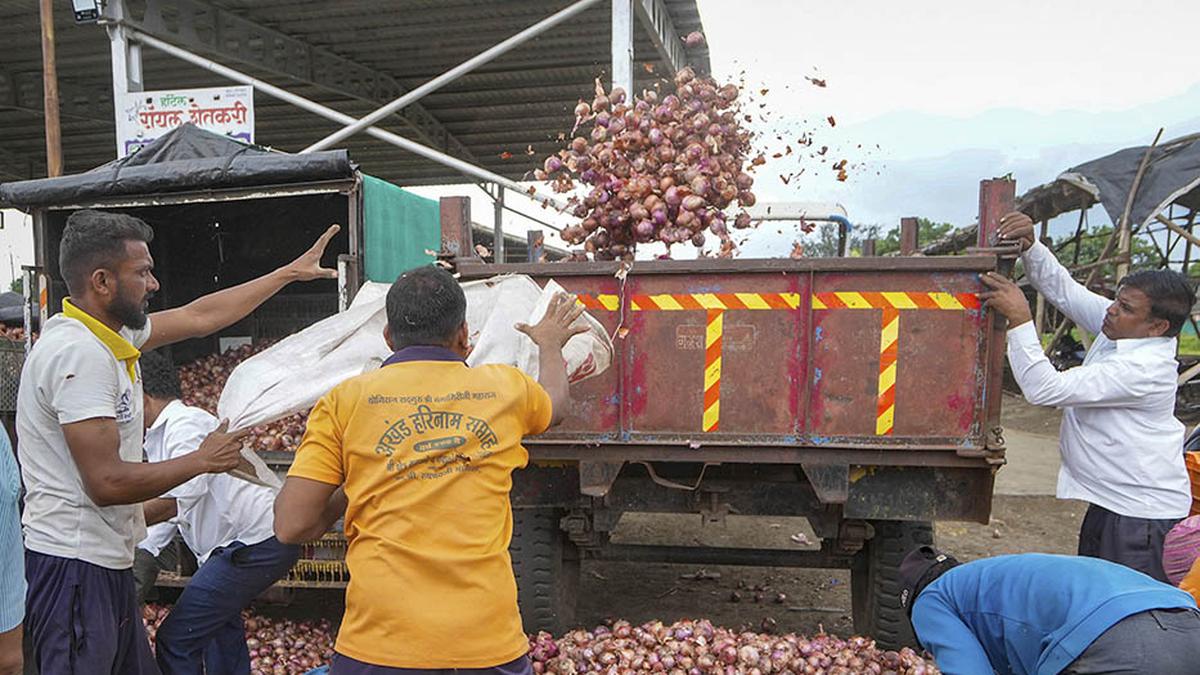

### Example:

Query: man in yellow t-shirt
xmin=274 ymin=266 xmax=584 ymax=673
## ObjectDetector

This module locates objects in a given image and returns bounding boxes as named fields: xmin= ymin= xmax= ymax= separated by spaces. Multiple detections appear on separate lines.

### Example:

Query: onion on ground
xmin=145 ymin=606 xmax=940 ymax=675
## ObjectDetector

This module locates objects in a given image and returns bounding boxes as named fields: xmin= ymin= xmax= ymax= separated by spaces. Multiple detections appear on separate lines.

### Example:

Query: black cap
xmin=899 ymin=545 xmax=960 ymax=618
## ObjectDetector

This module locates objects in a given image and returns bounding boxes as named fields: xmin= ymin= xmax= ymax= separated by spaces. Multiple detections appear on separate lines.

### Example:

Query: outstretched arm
xmin=143 ymin=225 xmax=340 ymax=351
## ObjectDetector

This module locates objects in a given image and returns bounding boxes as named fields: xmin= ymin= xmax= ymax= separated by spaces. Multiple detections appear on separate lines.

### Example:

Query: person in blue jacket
xmin=899 ymin=546 xmax=1200 ymax=674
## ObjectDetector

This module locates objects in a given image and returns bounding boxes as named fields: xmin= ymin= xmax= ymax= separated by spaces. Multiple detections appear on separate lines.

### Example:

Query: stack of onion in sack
xmin=538 ymin=65 xmax=762 ymax=260
xmin=178 ymin=341 xmax=310 ymax=454
xmin=143 ymin=604 xmax=336 ymax=674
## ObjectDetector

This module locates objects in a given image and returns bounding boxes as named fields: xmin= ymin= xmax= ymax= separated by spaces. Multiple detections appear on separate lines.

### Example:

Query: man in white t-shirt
xmin=16 ymin=209 xmax=338 ymax=674
xmin=138 ymin=351 xmax=298 ymax=675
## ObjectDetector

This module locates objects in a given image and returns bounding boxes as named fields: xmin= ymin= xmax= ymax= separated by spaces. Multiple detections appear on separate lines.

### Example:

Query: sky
xmin=4 ymin=0 xmax=1200 ymax=279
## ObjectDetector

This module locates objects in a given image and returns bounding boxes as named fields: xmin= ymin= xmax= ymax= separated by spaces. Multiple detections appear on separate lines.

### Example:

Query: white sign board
xmin=116 ymin=86 xmax=254 ymax=157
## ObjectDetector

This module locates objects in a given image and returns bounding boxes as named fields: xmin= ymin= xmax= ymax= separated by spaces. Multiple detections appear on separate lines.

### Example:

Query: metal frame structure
xmin=93 ymin=0 xmax=701 ymax=257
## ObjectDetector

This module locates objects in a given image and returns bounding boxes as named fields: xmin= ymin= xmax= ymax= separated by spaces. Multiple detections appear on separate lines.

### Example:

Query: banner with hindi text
xmin=116 ymin=86 xmax=254 ymax=157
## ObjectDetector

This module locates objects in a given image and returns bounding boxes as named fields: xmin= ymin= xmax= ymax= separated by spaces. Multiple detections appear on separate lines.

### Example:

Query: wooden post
xmin=862 ymin=239 xmax=876 ymax=257
xmin=39 ymin=0 xmax=62 ymax=177
xmin=1035 ymin=219 xmax=1048 ymax=333
xmin=1184 ymin=211 xmax=1197 ymax=275
xmin=527 ymin=230 xmax=545 ymax=263
xmin=1071 ymin=205 xmax=1087 ymax=267
xmin=899 ymin=217 xmax=919 ymax=255
xmin=439 ymin=196 xmax=475 ymax=261
xmin=1116 ymin=128 xmax=1164 ymax=282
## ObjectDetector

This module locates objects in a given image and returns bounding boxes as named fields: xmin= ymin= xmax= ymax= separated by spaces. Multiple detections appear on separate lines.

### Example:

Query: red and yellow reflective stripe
xmin=703 ymin=310 xmax=723 ymax=432
xmin=876 ymin=308 xmax=900 ymax=436
xmin=575 ymin=294 xmax=620 ymax=311
xmin=629 ymin=292 xmax=801 ymax=311
xmin=811 ymin=291 xmax=979 ymax=311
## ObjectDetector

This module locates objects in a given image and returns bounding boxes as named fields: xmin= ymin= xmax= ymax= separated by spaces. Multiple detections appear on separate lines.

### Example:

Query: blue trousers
xmin=24 ymin=550 xmax=159 ymax=675
xmin=155 ymin=537 xmax=299 ymax=675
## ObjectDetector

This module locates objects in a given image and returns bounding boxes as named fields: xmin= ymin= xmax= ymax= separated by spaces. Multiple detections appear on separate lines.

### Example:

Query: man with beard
xmin=16 ymin=209 xmax=338 ymax=674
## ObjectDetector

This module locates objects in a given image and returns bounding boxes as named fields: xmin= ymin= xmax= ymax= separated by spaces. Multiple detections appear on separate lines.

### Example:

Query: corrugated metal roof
xmin=0 ymin=0 xmax=708 ymax=187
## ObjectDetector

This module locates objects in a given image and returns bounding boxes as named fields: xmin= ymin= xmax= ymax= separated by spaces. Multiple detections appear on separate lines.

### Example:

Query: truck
xmin=1 ymin=126 xmax=1016 ymax=649
xmin=447 ymin=180 xmax=1016 ymax=649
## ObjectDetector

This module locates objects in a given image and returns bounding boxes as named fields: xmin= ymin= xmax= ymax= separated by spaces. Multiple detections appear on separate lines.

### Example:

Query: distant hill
xmin=746 ymin=83 xmax=1200 ymax=245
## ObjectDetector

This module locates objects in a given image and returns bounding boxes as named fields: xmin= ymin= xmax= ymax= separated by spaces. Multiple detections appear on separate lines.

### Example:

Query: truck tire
xmin=851 ymin=520 xmax=934 ymax=651
xmin=510 ymin=507 xmax=580 ymax=635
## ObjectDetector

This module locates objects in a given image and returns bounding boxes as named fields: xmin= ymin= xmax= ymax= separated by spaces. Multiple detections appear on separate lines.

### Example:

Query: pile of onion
xmin=143 ymin=604 xmax=335 ymax=674
xmin=527 ymin=619 xmax=939 ymax=675
xmin=178 ymin=341 xmax=310 ymax=454
xmin=0 ymin=325 xmax=29 ymax=342
xmin=538 ymin=67 xmax=760 ymax=259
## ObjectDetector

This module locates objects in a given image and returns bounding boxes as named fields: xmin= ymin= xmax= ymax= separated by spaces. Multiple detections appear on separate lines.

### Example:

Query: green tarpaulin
xmin=362 ymin=174 xmax=440 ymax=282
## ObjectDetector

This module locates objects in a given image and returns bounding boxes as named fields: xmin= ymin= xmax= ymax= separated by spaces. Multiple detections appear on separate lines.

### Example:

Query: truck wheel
xmin=851 ymin=520 xmax=934 ymax=651
xmin=510 ymin=508 xmax=580 ymax=634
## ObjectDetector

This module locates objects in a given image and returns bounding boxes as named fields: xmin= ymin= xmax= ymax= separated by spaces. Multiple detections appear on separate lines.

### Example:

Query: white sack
xmin=217 ymin=275 xmax=612 ymax=479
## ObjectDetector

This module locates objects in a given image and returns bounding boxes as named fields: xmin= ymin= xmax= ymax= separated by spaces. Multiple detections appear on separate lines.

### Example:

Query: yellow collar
xmin=62 ymin=298 xmax=141 ymax=382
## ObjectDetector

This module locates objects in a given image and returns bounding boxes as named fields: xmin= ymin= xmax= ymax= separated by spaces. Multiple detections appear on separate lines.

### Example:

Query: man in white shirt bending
xmin=139 ymin=350 xmax=298 ymax=675
xmin=980 ymin=211 xmax=1195 ymax=581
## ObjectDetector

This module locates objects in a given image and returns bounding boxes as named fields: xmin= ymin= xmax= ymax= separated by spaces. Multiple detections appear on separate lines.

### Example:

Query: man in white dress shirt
xmin=138 ymin=350 xmax=299 ymax=675
xmin=980 ymin=211 xmax=1195 ymax=581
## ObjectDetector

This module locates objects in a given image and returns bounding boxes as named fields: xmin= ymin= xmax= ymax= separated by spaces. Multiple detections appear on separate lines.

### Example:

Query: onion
xmin=536 ymin=73 xmax=771 ymax=258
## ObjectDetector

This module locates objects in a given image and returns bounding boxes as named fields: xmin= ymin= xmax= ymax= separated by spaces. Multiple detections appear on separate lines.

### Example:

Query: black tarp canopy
xmin=1020 ymin=132 xmax=1200 ymax=228
xmin=0 ymin=125 xmax=354 ymax=208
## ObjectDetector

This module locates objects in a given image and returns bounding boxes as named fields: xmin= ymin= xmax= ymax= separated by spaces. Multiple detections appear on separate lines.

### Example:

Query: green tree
xmin=1051 ymin=225 xmax=1159 ymax=278
xmin=874 ymin=218 xmax=956 ymax=256
xmin=9 ymin=277 xmax=20 ymax=294
xmin=801 ymin=223 xmax=881 ymax=258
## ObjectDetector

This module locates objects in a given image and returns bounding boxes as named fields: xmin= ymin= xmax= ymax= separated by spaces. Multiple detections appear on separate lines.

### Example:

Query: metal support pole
xmin=493 ymin=185 xmax=506 ymax=264
xmin=38 ymin=0 xmax=62 ymax=177
xmin=106 ymin=0 xmax=144 ymax=157
xmin=527 ymin=230 xmax=545 ymax=263
xmin=837 ymin=222 xmax=848 ymax=257
xmin=978 ymin=178 xmax=1016 ymax=454
xmin=303 ymin=0 xmax=601 ymax=153
xmin=612 ymin=0 xmax=635 ymax=95
xmin=128 ymin=28 xmax=568 ymax=210
xmin=900 ymin=217 xmax=919 ymax=255
xmin=862 ymin=239 xmax=876 ymax=257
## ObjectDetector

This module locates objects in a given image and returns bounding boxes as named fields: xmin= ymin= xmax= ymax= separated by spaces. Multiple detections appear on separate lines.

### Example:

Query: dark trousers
xmin=154 ymin=537 xmax=299 ymax=675
xmin=133 ymin=546 xmax=179 ymax=606
xmin=331 ymin=653 xmax=533 ymax=675
xmin=1063 ymin=608 xmax=1200 ymax=674
xmin=24 ymin=550 xmax=159 ymax=675
xmin=1077 ymin=503 xmax=1180 ymax=582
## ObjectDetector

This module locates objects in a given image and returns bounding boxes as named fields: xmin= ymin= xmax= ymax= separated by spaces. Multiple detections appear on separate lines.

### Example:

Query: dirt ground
xmin=576 ymin=393 xmax=1080 ymax=636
